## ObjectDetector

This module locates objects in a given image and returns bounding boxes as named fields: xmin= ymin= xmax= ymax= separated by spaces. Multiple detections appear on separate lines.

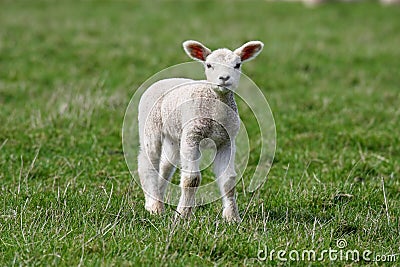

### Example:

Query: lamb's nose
xmin=219 ymin=75 xmax=230 ymax=82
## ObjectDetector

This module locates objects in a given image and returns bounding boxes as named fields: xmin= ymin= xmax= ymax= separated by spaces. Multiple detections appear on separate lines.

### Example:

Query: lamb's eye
xmin=206 ymin=64 xmax=212 ymax=69
xmin=234 ymin=63 xmax=241 ymax=69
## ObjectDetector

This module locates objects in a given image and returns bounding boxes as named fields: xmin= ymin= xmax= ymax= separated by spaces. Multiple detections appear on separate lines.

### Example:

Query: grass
xmin=1 ymin=0 xmax=399 ymax=266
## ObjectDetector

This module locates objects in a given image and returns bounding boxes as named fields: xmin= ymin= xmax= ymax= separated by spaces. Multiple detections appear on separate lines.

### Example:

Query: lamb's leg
xmin=214 ymin=143 xmax=240 ymax=222
xmin=158 ymin=137 xmax=179 ymax=202
xmin=138 ymin=136 xmax=163 ymax=214
xmin=176 ymin=138 xmax=201 ymax=218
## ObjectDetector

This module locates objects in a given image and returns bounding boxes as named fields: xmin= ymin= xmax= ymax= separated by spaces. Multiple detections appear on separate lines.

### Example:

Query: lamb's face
xmin=183 ymin=40 xmax=264 ymax=94
xmin=204 ymin=49 xmax=242 ymax=93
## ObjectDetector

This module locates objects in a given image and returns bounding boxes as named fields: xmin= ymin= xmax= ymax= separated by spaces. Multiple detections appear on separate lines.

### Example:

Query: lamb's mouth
xmin=218 ymin=83 xmax=232 ymax=88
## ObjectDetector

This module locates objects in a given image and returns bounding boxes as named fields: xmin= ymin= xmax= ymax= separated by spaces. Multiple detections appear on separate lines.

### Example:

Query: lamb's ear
xmin=182 ymin=40 xmax=211 ymax=62
xmin=234 ymin=41 xmax=264 ymax=62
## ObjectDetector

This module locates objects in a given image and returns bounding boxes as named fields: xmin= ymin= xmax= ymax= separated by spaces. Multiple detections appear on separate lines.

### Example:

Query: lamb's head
xmin=183 ymin=40 xmax=264 ymax=93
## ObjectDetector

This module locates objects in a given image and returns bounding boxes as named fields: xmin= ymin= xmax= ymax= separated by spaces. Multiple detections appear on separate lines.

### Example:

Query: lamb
xmin=137 ymin=40 xmax=263 ymax=222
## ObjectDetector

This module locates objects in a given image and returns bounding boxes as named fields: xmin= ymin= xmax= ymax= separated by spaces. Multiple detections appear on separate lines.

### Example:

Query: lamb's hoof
xmin=175 ymin=207 xmax=193 ymax=220
xmin=145 ymin=200 xmax=164 ymax=215
xmin=223 ymin=208 xmax=241 ymax=223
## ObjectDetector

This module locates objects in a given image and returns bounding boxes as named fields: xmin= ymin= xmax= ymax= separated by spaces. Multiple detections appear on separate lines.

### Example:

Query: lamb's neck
xmin=212 ymin=89 xmax=238 ymax=114
xmin=213 ymin=89 xmax=235 ymax=102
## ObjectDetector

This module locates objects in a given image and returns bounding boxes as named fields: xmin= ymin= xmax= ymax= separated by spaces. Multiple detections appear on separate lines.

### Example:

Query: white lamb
xmin=138 ymin=40 xmax=263 ymax=222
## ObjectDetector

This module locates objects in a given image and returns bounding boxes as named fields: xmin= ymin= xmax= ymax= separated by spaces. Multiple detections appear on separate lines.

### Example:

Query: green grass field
xmin=1 ymin=1 xmax=399 ymax=266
